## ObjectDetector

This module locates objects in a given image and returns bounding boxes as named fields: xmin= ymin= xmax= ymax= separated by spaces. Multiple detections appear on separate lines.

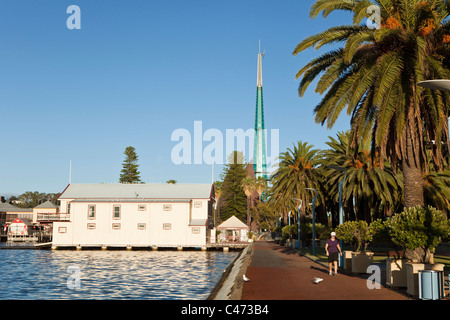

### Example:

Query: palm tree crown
xmin=294 ymin=0 xmax=450 ymax=207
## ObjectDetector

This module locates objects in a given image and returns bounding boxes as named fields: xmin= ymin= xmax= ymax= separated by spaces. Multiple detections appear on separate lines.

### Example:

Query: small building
xmin=217 ymin=216 xmax=249 ymax=243
xmin=8 ymin=218 xmax=28 ymax=236
xmin=34 ymin=200 xmax=64 ymax=223
xmin=52 ymin=183 xmax=215 ymax=248
xmin=0 ymin=202 xmax=33 ymax=225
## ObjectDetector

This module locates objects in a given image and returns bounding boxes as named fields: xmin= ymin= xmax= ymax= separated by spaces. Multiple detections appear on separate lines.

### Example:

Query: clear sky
xmin=0 ymin=0 xmax=353 ymax=195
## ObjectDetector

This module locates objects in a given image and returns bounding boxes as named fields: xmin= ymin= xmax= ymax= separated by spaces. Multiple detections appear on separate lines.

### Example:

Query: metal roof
xmin=59 ymin=183 xmax=213 ymax=200
xmin=0 ymin=203 xmax=33 ymax=213
xmin=217 ymin=216 xmax=248 ymax=229
xmin=34 ymin=200 xmax=59 ymax=209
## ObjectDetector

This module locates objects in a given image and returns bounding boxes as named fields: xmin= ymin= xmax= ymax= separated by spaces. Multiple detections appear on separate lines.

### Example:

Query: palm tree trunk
xmin=402 ymin=125 xmax=424 ymax=208
xmin=246 ymin=196 xmax=251 ymax=231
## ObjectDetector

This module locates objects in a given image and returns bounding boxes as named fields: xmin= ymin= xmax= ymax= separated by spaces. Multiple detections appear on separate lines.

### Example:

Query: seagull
xmin=313 ymin=277 xmax=323 ymax=284
xmin=243 ymin=275 xmax=250 ymax=282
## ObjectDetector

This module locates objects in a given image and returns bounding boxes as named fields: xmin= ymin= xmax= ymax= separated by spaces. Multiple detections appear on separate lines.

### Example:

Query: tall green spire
xmin=253 ymin=45 xmax=267 ymax=179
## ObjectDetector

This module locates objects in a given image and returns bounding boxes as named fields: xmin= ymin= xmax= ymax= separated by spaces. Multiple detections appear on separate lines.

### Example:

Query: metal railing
xmin=37 ymin=214 xmax=70 ymax=222
xmin=5 ymin=230 xmax=52 ymax=242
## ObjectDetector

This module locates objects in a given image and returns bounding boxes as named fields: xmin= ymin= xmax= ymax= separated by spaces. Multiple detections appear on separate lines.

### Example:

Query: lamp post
xmin=293 ymin=199 xmax=302 ymax=249
xmin=327 ymin=165 xmax=348 ymax=267
xmin=305 ymin=188 xmax=318 ymax=256
xmin=417 ymin=80 xmax=450 ymax=154
xmin=327 ymin=166 xmax=347 ymax=226
xmin=278 ymin=214 xmax=282 ymax=240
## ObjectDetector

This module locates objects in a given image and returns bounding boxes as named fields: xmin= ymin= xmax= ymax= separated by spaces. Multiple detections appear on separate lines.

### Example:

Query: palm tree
xmin=323 ymin=131 xmax=403 ymax=222
xmin=255 ymin=176 xmax=268 ymax=198
xmin=241 ymin=177 xmax=257 ymax=229
xmin=213 ymin=181 xmax=223 ymax=226
xmin=270 ymin=141 xmax=323 ymax=222
xmin=423 ymin=169 xmax=450 ymax=214
xmin=293 ymin=0 xmax=450 ymax=208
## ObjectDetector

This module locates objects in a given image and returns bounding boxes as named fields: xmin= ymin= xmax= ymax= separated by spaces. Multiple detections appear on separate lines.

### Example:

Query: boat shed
xmin=52 ymin=183 xmax=215 ymax=249
xmin=217 ymin=216 xmax=249 ymax=243
xmin=8 ymin=218 xmax=28 ymax=236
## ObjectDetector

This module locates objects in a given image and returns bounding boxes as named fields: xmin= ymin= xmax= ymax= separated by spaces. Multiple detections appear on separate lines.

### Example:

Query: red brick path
xmin=241 ymin=241 xmax=409 ymax=300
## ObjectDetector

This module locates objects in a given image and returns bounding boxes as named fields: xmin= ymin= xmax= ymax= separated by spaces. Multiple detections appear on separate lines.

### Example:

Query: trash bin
xmin=418 ymin=270 xmax=444 ymax=300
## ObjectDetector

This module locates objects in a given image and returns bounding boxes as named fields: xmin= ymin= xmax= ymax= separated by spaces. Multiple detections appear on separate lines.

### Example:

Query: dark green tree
xmin=220 ymin=151 xmax=248 ymax=223
xmin=119 ymin=146 xmax=141 ymax=183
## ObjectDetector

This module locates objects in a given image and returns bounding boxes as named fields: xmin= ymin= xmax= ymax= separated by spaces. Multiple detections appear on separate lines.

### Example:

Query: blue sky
xmin=0 ymin=0 xmax=352 ymax=195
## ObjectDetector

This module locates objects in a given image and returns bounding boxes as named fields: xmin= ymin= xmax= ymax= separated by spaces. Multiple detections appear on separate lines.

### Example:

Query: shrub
xmin=317 ymin=224 xmax=332 ymax=240
xmin=282 ymin=224 xmax=298 ymax=241
xmin=335 ymin=220 xmax=372 ymax=252
xmin=385 ymin=206 xmax=450 ymax=263
xmin=370 ymin=219 xmax=391 ymax=243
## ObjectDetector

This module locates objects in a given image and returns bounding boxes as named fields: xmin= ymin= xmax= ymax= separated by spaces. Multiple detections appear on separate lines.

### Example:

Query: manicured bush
xmin=335 ymin=220 xmax=372 ymax=252
xmin=282 ymin=224 xmax=298 ymax=242
xmin=385 ymin=206 xmax=450 ymax=263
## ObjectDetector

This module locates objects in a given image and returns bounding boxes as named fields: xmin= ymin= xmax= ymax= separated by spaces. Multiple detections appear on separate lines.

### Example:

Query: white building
xmin=217 ymin=216 xmax=249 ymax=243
xmin=52 ymin=183 xmax=214 ymax=249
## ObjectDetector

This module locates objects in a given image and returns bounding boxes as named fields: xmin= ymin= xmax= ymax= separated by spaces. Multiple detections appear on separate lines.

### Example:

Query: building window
xmin=138 ymin=205 xmax=146 ymax=211
xmin=137 ymin=223 xmax=146 ymax=230
xmin=67 ymin=203 xmax=71 ymax=214
xmin=87 ymin=223 xmax=96 ymax=230
xmin=163 ymin=223 xmax=171 ymax=230
xmin=194 ymin=201 xmax=202 ymax=208
xmin=112 ymin=223 xmax=121 ymax=230
xmin=88 ymin=205 xmax=96 ymax=219
xmin=58 ymin=227 xmax=67 ymax=233
xmin=163 ymin=204 xmax=172 ymax=211
xmin=113 ymin=205 xmax=121 ymax=219
xmin=192 ymin=227 xmax=200 ymax=234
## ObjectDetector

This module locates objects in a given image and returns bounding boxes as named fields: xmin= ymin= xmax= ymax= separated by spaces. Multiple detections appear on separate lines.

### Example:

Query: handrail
xmin=37 ymin=213 xmax=71 ymax=221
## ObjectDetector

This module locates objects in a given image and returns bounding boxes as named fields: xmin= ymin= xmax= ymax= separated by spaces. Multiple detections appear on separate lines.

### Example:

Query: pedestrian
xmin=325 ymin=232 xmax=342 ymax=276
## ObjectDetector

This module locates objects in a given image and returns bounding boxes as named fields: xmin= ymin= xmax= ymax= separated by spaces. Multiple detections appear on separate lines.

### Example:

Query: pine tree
xmin=119 ymin=146 xmax=141 ymax=183
xmin=219 ymin=151 xmax=248 ymax=223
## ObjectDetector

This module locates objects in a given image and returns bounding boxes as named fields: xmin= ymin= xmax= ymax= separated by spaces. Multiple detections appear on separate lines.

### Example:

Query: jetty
xmin=48 ymin=242 xmax=250 ymax=251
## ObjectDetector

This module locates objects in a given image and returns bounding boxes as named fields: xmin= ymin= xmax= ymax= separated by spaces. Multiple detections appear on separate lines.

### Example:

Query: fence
xmin=37 ymin=214 xmax=70 ymax=222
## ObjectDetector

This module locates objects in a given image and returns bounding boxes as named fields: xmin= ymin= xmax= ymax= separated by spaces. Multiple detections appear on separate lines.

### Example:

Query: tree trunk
xmin=246 ymin=196 xmax=251 ymax=231
xmin=402 ymin=125 xmax=424 ymax=208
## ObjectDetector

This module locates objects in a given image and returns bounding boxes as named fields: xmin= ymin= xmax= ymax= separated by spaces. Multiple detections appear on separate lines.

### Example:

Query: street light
xmin=305 ymin=188 xmax=318 ymax=256
xmin=292 ymin=198 xmax=302 ymax=249
xmin=417 ymin=80 xmax=450 ymax=155
xmin=327 ymin=165 xmax=347 ymax=226
xmin=278 ymin=213 xmax=282 ymax=240
xmin=327 ymin=165 xmax=348 ymax=267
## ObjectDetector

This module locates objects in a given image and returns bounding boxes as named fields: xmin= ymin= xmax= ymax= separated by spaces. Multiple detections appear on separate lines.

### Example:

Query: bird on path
xmin=243 ymin=275 xmax=250 ymax=282
xmin=313 ymin=277 xmax=323 ymax=284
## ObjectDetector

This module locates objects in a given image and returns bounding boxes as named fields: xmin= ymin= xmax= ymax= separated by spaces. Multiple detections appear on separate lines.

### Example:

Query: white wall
xmin=53 ymin=200 xmax=209 ymax=247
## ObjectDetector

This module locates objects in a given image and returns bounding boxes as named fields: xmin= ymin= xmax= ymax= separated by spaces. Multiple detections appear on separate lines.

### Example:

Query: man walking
xmin=325 ymin=232 xmax=342 ymax=276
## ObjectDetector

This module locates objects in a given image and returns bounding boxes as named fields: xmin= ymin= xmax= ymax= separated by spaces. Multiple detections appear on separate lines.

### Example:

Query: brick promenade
xmin=241 ymin=241 xmax=409 ymax=300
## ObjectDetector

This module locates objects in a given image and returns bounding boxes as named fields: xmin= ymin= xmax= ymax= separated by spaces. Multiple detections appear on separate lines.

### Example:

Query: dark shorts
xmin=328 ymin=251 xmax=339 ymax=263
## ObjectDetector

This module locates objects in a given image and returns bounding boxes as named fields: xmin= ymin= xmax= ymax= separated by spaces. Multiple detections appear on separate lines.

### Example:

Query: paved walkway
xmin=241 ymin=241 xmax=409 ymax=300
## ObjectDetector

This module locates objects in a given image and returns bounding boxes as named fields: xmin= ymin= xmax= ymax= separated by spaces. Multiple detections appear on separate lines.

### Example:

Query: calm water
xmin=0 ymin=249 xmax=238 ymax=300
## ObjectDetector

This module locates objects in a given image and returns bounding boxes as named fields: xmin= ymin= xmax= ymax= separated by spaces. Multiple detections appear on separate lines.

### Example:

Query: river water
xmin=0 ymin=248 xmax=238 ymax=300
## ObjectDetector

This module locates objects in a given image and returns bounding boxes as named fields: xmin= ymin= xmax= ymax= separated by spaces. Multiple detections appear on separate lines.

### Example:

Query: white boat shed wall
xmin=52 ymin=184 xmax=214 ymax=248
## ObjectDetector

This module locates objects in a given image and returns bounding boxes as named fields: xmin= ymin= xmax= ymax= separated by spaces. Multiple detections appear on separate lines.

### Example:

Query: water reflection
xmin=0 ymin=250 xmax=238 ymax=300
